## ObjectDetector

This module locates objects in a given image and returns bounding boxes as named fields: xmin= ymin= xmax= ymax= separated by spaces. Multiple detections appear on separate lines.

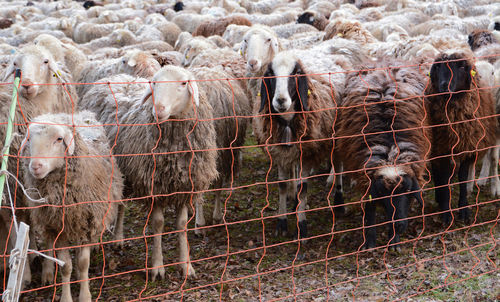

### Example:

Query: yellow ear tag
xmin=368 ymin=194 xmax=372 ymax=202
xmin=186 ymin=55 xmax=189 ymax=59
xmin=239 ymin=49 xmax=243 ymax=56
xmin=307 ymin=89 xmax=311 ymax=96
xmin=426 ymin=72 xmax=430 ymax=77
xmin=471 ymin=70 xmax=476 ymax=77
xmin=337 ymin=33 xmax=343 ymax=37
xmin=53 ymin=70 xmax=61 ymax=78
xmin=257 ymin=92 xmax=261 ymax=96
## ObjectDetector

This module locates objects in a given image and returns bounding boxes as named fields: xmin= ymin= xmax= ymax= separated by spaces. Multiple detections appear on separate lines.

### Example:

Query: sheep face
xmin=296 ymin=12 xmax=315 ymax=26
xmin=260 ymin=55 xmax=308 ymax=115
xmin=23 ymin=124 xmax=75 ymax=180
xmin=370 ymin=167 xmax=421 ymax=234
xmin=3 ymin=46 xmax=64 ymax=99
xmin=241 ymin=28 xmax=279 ymax=74
xmin=141 ymin=66 xmax=199 ymax=121
xmin=430 ymin=53 xmax=472 ymax=95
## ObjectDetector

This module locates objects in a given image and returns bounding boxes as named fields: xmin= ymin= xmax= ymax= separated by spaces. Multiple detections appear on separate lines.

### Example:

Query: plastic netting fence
xmin=0 ymin=56 xmax=498 ymax=301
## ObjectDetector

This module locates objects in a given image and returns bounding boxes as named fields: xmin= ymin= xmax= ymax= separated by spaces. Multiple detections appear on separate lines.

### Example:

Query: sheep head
xmin=429 ymin=51 xmax=474 ymax=96
xmin=260 ymin=51 xmax=309 ymax=116
xmin=366 ymin=144 xmax=423 ymax=235
xmin=2 ymin=45 xmax=69 ymax=99
xmin=141 ymin=66 xmax=199 ymax=122
xmin=296 ymin=11 xmax=316 ymax=26
xmin=240 ymin=25 xmax=280 ymax=74
xmin=22 ymin=122 xmax=75 ymax=180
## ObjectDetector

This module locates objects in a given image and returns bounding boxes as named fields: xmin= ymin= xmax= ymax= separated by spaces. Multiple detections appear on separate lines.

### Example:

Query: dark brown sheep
xmin=335 ymin=61 xmax=429 ymax=249
xmin=193 ymin=16 xmax=252 ymax=37
xmin=425 ymin=50 xmax=497 ymax=225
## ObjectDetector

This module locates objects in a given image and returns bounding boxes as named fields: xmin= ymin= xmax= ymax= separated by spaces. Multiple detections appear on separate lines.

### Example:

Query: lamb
xmin=21 ymin=112 xmax=122 ymax=302
xmin=76 ymin=49 xmax=159 ymax=98
xmin=193 ymin=16 xmax=252 ymax=37
xmin=335 ymin=61 xmax=428 ymax=249
xmin=79 ymin=67 xmax=218 ymax=279
xmin=255 ymin=51 xmax=337 ymax=238
xmin=425 ymin=50 xmax=497 ymax=224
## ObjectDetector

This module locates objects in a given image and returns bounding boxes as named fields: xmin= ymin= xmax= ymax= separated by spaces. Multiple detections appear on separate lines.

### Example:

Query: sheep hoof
xmin=388 ymin=244 xmax=401 ymax=253
xmin=194 ymin=223 xmax=206 ymax=237
xmin=151 ymin=266 xmax=165 ymax=282
xmin=458 ymin=208 xmax=470 ymax=224
xmin=275 ymin=218 xmax=288 ymax=237
xmin=296 ymin=220 xmax=308 ymax=239
xmin=440 ymin=212 xmax=452 ymax=227
xmin=41 ymin=269 xmax=54 ymax=286
xmin=182 ymin=263 xmax=196 ymax=278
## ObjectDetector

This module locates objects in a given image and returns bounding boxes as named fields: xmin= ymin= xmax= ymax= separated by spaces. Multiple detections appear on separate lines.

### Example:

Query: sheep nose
xmin=248 ymin=59 xmax=257 ymax=68
xmin=276 ymin=97 xmax=286 ymax=105
xmin=31 ymin=161 xmax=43 ymax=172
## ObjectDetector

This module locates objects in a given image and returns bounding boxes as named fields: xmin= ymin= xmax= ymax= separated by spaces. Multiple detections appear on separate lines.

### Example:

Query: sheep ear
xmin=260 ymin=70 xmax=274 ymax=112
xmin=297 ymin=74 xmax=309 ymax=111
xmin=270 ymin=38 xmax=279 ymax=55
xmin=49 ymin=61 xmax=70 ymax=83
xmin=63 ymin=129 xmax=75 ymax=156
xmin=19 ymin=135 xmax=29 ymax=155
xmin=2 ymin=63 xmax=15 ymax=82
xmin=188 ymin=80 xmax=199 ymax=107
xmin=141 ymin=86 xmax=152 ymax=104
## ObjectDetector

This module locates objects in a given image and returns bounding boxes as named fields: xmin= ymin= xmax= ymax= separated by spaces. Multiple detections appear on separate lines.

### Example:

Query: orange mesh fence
xmin=0 ymin=56 xmax=498 ymax=301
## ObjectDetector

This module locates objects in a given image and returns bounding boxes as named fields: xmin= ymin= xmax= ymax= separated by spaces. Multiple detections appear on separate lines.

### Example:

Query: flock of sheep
xmin=0 ymin=0 xmax=499 ymax=300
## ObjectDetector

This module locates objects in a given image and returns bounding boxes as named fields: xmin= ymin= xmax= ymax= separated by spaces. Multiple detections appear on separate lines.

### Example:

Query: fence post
xmin=1 ymin=69 xmax=29 ymax=302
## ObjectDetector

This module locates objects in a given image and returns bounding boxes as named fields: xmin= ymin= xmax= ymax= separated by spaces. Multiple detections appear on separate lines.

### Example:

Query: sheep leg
xmin=177 ymin=203 xmax=195 ymax=277
xmin=384 ymin=200 xmax=401 ymax=252
xmin=212 ymin=178 xmax=224 ymax=223
xmin=294 ymin=166 xmax=311 ymax=240
xmin=114 ymin=204 xmax=125 ymax=248
xmin=491 ymin=145 xmax=500 ymax=197
xmin=151 ymin=204 xmax=165 ymax=281
xmin=41 ymin=237 xmax=55 ymax=286
xmin=458 ymin=159 xmax=472 ymax=223
xmin=276 ymin=166 xmax=291 ymax=237
xmin=77 ymin=246 xmax=91 ymax=302
xmin=333 ymin=159 xmax=345 ymax=216
xmin=432 ymin=159 xmax=452 ymax=226
xmin=58 ymin=247 xmax=73 ymax=302
xmin=194 ymin=198 xmax=206 ymax=236
xmin=477 ymin=149 xmax=491 ymax=187
xmin=363 ymin=201 xmax=377 ymax=249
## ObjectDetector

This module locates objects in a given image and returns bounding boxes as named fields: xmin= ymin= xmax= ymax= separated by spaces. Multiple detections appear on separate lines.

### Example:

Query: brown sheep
xmin=193 ymin=16 xmax=252 ymax=38
xmin=425 ymin=50 xmax=497 ymax=225
xmin=296 ymin=11 xmax=330 ymax=31
xmin=256 ymin=51 xmax=337 ymax=238
xmin=335 ymin=61 xmax=429 ymax=250
xmin=468 ymin=29 xmax=498 ymax=51
xmin=324 ymin=18 xmax=377 ymax=44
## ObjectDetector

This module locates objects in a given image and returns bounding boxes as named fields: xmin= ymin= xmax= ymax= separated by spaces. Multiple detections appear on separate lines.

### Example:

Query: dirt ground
xmin=20 ymin=132 xmax=499 ymax=302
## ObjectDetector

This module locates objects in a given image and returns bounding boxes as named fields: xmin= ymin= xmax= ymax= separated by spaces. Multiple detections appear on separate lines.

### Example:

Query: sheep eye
xmin=13 ymin=62 xmax=17 ymax=66
xmin=181 ymin=82 xmax=187 ymax=86
xmin=266 ymin=38 xmax=271 ymax=43
xmin=56 ymin=137 xmax=63 ymax=142
xmin=43 ymin=59 xmax=49 ymax=64
xmin=122 ymin=59 xmax=127 ymax=64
